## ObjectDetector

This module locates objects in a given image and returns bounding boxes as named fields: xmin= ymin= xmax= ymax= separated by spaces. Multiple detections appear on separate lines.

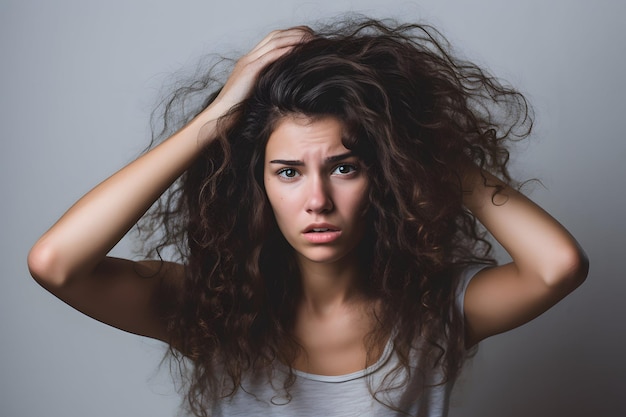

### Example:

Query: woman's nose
xmin=305 ymin=176 xmax=333 ymax=214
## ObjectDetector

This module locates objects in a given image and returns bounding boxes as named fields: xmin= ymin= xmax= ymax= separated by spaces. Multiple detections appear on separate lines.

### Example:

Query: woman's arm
xmin=27 ymin=28 xmax=311 ymax=342
xmin=462 ymin=166 xmax=589 ymax=346
xmin=27 ymin=112 xmax=213 ymax=341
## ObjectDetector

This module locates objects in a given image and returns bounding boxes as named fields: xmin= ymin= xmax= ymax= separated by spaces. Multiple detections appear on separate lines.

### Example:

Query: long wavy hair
xmin=142 ymin=16 xmax=532 ymax=416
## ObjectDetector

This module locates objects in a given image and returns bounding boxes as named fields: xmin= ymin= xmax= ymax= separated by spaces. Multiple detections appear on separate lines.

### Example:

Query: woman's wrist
xmin=461 ymin=164 xmax=509 ymax=213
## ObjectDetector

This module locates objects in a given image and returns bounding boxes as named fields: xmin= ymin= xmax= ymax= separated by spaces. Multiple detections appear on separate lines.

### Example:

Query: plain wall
xmin=2 ymin=0 xmax=624 ymax=416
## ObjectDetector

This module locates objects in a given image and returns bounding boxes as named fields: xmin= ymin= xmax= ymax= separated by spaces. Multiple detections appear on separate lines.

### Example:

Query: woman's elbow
xmin=545 ymin=242 xmax=589 ymax=291
xmin=27 ymin=240 xmax=70 ymax=289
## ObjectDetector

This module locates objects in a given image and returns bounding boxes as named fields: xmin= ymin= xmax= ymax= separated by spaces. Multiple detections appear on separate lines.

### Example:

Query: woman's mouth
xmin=303 ymin=224 xmax=341 ymax=243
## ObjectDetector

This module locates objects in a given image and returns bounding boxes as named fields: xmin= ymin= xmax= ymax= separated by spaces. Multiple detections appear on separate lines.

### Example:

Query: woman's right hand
xmin=27 ymin=27 xmax=311 ymax=342
xmin=207 ymin=27 xmax=312 ymax=119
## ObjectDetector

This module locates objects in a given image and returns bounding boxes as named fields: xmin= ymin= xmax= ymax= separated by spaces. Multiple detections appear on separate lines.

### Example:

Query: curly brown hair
xmin=142 ymin=16 xmax=532 ymax=416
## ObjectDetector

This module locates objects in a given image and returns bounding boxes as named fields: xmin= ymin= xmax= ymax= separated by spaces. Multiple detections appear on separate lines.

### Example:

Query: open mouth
xmin=302 ymin=224 xmax=342 ymax=243
xmin=304 ymin=224 xmax=340 ymax=233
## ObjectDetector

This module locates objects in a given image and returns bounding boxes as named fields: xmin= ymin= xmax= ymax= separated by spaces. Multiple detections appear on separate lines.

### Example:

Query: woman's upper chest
xmin=291 ymin=301 xmax=385 ymax=376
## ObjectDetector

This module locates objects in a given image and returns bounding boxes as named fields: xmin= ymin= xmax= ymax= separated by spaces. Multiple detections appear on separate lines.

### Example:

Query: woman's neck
xmin=296 ymin=253 xmax=364 ymax=316
xmin=292 ymin=252 xmax=383 ymax=376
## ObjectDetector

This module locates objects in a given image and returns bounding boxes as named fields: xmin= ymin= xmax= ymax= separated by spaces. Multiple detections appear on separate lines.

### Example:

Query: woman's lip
xmin=303 ymin=223 xmax=340 ymax=233
xmin=302 ymin=230 xmax=342 ymax=244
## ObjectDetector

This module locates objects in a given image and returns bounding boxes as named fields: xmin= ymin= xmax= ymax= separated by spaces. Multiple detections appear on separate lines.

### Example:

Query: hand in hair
xmin=209 ymin=27 xmax=313 ymax=119
xmin=27 ymin=27 xmax=310 ymax=342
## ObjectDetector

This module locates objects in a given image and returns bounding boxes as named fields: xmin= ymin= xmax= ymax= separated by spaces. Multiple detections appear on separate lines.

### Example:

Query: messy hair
xmin=142 ymin=16 xmax=531 ymax=416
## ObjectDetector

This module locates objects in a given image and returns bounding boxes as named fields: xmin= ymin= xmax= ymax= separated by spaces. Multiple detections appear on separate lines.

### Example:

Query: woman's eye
xmin=333 ymin=164 xmax=357 ymax=175
xmin=277 ymin=168 xmax=299 ymax=178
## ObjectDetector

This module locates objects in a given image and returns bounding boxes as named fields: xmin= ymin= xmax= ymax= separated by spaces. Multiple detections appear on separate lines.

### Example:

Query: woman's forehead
xmin=265 ymin=115 xmax=351 ymax=159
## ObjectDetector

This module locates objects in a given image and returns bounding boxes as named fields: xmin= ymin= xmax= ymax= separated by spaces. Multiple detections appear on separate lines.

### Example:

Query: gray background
xmin=2 ymin=0 xmax=624 ymax=416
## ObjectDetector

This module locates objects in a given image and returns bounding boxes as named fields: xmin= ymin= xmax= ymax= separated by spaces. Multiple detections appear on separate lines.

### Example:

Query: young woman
xmin=28 ymin=18 xmax=588 ymax=417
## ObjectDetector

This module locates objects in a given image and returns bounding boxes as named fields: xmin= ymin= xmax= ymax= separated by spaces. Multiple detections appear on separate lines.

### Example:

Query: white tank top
xmin=208 ymin=265 xmax=485 ymax=417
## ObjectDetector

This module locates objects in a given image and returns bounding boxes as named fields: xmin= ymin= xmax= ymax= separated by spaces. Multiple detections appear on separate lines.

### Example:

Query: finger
xmin=244 ymin=34 xmax=308 ymax=67
xmin=249 ymin=31 xmax=308 ymax=58
xmin=253 ymin=27 xmax=312 ymax=50
xmin=248 ymin=27 xmax=313 ymax=57
xmin=251 ymin=43 xmax=300 ymax=69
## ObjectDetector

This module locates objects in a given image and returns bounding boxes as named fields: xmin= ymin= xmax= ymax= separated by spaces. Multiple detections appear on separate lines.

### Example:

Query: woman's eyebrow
xmin=269 ymin=152 xmax=356 ymax=166
xmin=325 ymin=151 xmax=356 ymax=163
xmin=268 ymin=159 xmax=305 ymax=166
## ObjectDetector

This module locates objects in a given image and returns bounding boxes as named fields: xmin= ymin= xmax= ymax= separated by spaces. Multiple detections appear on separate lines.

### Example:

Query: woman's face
xmin=263 ymin=115 xmax=369 ymax=266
